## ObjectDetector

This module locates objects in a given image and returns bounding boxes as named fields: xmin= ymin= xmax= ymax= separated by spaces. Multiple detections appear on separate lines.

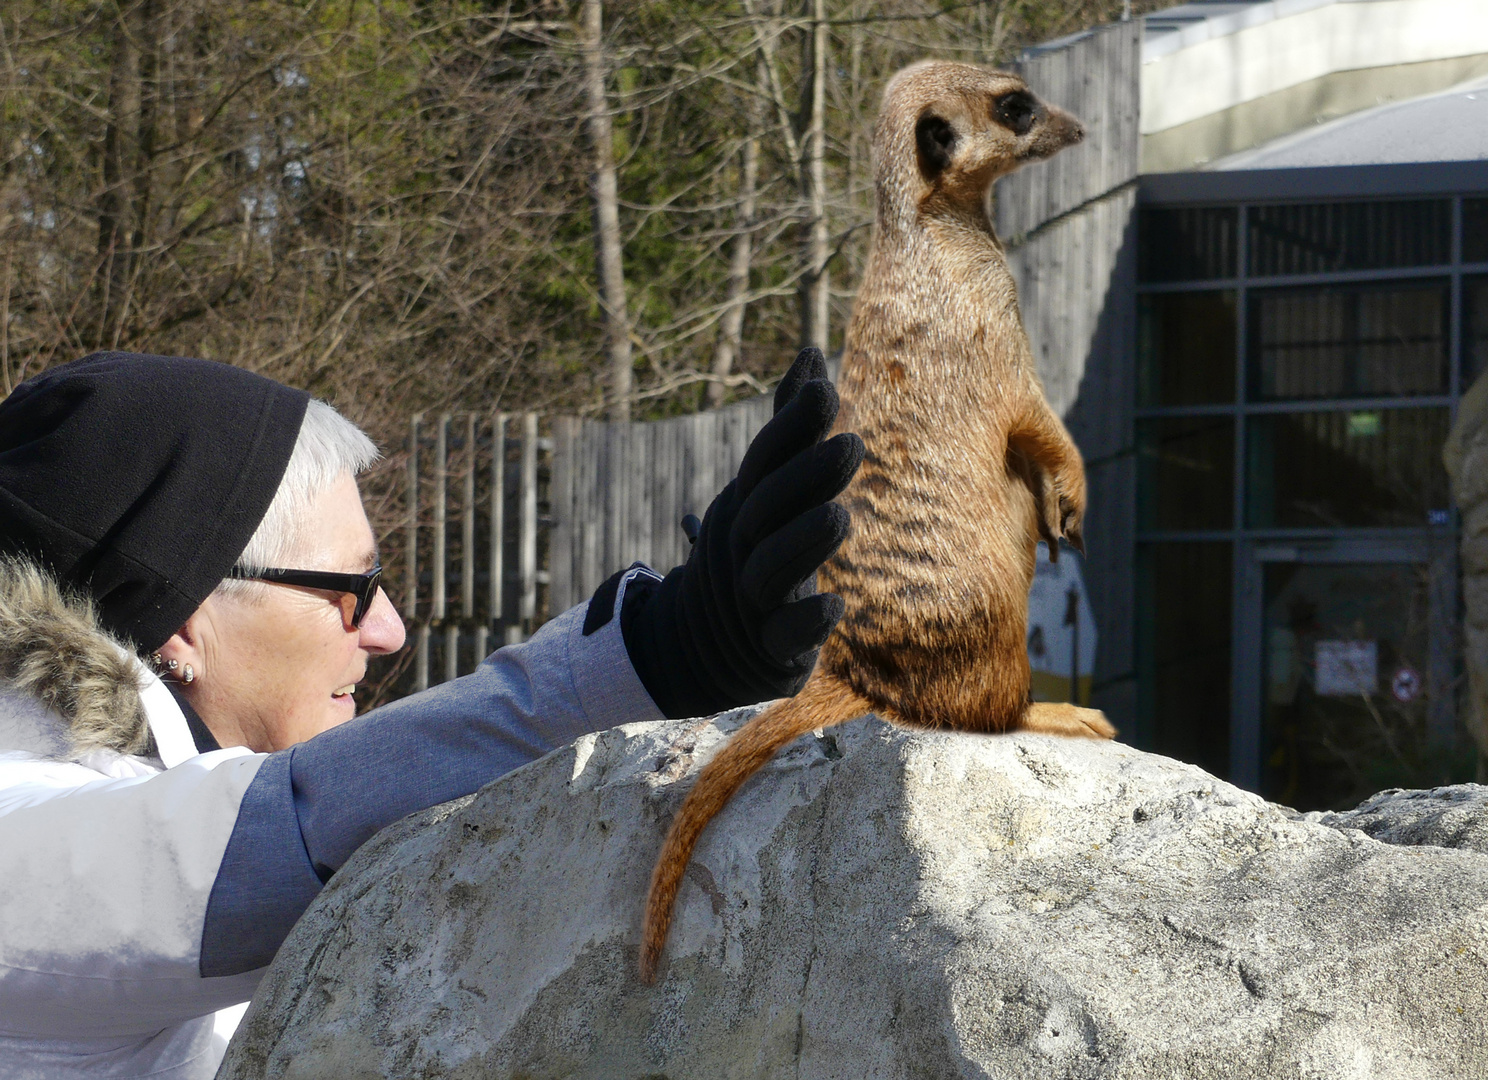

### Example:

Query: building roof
xmin=1141 ymin=0 xmax=1488 ymax=135
xmin=1209 ymin=74 xmax=1488 ymax=168
xmin=1134 ymin=0 xmax=1488 ymax=171
xmin=1142 ymin=0 xmax=1334 ymax=63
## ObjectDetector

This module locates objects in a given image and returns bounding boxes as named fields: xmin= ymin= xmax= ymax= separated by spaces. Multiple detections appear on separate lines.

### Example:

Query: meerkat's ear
xmin=993 ymin=90 xmax=1041 ymax=137
xmin=915 ymin=113 xmax=957 ymax=180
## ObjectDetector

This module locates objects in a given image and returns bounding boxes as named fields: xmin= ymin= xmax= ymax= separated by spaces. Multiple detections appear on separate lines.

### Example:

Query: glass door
xmin=1232 ymin=537 xmax=1457 ymax=810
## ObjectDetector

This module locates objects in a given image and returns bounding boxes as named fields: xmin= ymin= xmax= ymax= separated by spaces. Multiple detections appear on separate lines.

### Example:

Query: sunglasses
xmin=228 ymin=561 xmax=383 ymax=628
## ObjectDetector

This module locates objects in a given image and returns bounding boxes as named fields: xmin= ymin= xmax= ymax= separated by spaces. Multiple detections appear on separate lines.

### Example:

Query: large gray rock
xmin=1318 ymin=784 xmax=1488 ymax=854
xmin=220 ymin=714 xmax=1488 ymax=1079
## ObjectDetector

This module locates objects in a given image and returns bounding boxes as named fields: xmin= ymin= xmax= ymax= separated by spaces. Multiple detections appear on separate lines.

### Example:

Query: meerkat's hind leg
xmin=1016 ymin=702 xmax=1117 ymax=740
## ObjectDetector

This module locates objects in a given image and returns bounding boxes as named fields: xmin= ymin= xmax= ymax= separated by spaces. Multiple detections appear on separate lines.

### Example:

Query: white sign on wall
xmin=1314 ymin=639 xmax=1377 ymax=696
xmin=1027 ymin=542 xmax=1097 ymax=704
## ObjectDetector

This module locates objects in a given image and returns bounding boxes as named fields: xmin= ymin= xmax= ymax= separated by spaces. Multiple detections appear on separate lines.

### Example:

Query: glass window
xmin=1466 ymin=275 xmax=1488 ymax=390
xmin=1261 ymin=560 xmax=1435 ymax=811
xmin=1248 ymin=200 xmax=1451 ymax=277
xmin=1138 ymin=207 xmax=1238 ymax=283
xmin=1465 ymin=198 xmax=1488 ymax=264
xmin=1137 ymin=417 xmax=1234 ymax=531
xmin=1138 ymin=291 xmax=1237 ymax=406
xmin=1137 ymin=541 xmax=1231 ymax=777
xmin=1248 ymin=282 xmax=1449 ymax=401
xmin=1245 ymin=408 xmax=1452 ymax=528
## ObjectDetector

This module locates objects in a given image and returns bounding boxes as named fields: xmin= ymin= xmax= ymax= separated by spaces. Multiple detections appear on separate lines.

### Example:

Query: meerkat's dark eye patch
xmin=915 ymin=114 xmax=957 ymax=179
xmin=993 ymin=90 xmax=1040 ymax=137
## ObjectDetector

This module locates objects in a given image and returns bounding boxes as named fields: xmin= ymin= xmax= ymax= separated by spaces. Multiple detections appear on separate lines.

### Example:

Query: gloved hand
xmin=585 ymin=347 xmax=864 ymax=719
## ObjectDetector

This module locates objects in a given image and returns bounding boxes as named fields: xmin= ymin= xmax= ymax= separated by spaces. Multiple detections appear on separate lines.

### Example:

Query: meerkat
xmin=639 ymin=61 xmax=1116 ymax=983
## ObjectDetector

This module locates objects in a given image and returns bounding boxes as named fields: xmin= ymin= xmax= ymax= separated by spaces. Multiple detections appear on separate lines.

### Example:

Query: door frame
xmin=1230 ymin=532 xmax=1457 ymax=792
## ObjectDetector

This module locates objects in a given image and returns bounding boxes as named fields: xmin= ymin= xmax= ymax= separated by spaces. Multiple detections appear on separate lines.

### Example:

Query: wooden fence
xmin=400 ymin=393 xmax=777 ymax=688
xmin=547 ymin=394 xmax=775 ymax=612
xmin=400 ymin=412 xmax=548 ymax=690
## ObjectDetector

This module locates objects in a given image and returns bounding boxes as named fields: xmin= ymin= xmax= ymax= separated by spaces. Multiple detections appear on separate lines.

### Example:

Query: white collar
xmin=135 ymin=663 xmax=200 ymax=768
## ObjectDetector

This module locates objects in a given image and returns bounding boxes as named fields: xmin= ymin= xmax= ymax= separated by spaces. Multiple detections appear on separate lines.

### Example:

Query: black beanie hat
xmin=0 ymin=352 xmax=310 ymax=651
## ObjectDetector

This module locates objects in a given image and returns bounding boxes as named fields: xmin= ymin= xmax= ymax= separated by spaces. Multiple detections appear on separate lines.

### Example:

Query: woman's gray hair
xmin=216 ymin=399 xmax=379 ymax=599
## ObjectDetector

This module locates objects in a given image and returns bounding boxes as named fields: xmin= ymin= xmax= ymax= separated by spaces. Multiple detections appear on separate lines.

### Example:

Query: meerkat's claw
xmin=1035 ymin=477 xmax=1067 ymax=558
xmin=1064 ymin=514 xmax=1085 ymax=555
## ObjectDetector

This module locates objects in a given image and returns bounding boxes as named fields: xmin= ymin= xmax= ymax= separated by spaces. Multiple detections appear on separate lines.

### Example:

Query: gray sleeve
xmin=199 ymin=567 xmax=664 ymax=977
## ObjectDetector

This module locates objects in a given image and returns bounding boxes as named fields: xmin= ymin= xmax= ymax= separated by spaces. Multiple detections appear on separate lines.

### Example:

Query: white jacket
xmin=0 ymin=560 xmax=662 ymax=1078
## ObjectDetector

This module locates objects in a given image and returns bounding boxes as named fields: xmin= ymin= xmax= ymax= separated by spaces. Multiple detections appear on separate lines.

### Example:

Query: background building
xmin=385 ymin=0 xmax=1488 ymax=814
xmin=1010 ymin=0 xmax=1488 ymax=809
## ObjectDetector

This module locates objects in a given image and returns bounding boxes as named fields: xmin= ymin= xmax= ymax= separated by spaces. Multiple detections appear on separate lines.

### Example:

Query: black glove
xmin=584 ymin=347 xmax=864 ymax=719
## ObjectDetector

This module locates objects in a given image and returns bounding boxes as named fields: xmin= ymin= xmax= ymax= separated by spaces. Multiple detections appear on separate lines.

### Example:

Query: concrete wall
xmin=1141 ymin=0 xmax=1488 ymax=171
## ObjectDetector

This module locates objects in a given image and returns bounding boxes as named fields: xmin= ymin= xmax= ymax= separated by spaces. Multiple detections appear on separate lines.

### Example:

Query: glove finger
xmin=692 ymin=483 xmax=793 ymax=690
xmin=740 ymin=503 xmax=851 ymax=611
xmin=735 ymin=379 xmax=839 ymax=498
xmin=773 ymin=346 xmax=828 ymax=415
xmin=759 ymin=592 xmax=845 ymax=666
xmin=693 ymin=482 xmax=753 ymax=654
xmin=735 ymin=432 xmax=863 ymax=552
xmin=680 ymin=548 xmax=802 ymax=702
xmin=677 ymin=572 xmax=773 ymax=708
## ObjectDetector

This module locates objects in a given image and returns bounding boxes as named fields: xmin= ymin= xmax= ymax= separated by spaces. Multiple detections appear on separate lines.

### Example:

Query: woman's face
xmin=162 ymin=471 xmax=406 ymax=752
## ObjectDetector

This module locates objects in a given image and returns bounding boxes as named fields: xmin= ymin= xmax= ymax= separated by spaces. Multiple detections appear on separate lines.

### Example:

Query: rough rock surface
xmin=1318 ymin=784 xmax=1488 ymax=855
xmin=220 ymin=714 xmax=1488 ymax=1079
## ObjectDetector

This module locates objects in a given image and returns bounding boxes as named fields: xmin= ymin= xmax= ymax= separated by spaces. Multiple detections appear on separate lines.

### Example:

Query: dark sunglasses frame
xmin=228 ymin=562 xmax=383 ymax=628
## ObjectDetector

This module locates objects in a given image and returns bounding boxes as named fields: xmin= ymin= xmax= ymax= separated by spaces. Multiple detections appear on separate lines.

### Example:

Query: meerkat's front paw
xmin=1020 ymin=703 xmax=1116 ymax=740
xmin=1035 ymin=471 xmax=1085 ymax=558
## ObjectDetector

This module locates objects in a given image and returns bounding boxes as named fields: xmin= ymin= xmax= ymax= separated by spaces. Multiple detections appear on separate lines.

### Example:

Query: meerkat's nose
xmin=1054 ymin=107 xmax=1085 ymax=146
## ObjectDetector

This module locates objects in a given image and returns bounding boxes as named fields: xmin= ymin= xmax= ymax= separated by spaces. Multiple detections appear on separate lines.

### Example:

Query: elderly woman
xmin=0 ymin=350 xmax=861 ymax=1078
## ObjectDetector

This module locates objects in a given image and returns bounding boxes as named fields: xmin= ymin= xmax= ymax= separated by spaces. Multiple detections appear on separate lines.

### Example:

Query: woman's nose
xmin=358 ymin=587 xmax=407 ymax=654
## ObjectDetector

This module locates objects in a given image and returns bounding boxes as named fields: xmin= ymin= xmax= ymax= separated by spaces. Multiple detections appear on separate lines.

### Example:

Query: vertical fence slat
xmin=583 ymin=421 xmax=601 ymax=596
xmin=462 ymin=413 xmax=476 ymax=623
xmin=433 ymin=414 xmax=449 ymax=624
xmin=445 ymin=623 xmax=460 ymax=684
xmin=602 ymin=421 xmax=618 ymax=582
xmin=656 ymin=419 xmax=678 ymax=571
xmin=404 ymin=414 xmax=421 ymax=623
xmin=490 ymin=413 xmax=506 ymax=636
xmin=550 ymin=415 xmax=575 ymax=612
xmin=519 ymin=412 xmax=539 ymax=634
xmin=415 ymin=624 xmax=430 ymax=692
xmin=650 ymin=420 xmax=668 ymax=569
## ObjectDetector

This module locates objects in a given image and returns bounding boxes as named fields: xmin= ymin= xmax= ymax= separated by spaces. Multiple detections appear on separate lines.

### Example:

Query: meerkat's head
xmin=873 ymin=61 xmax=1084 ymax=227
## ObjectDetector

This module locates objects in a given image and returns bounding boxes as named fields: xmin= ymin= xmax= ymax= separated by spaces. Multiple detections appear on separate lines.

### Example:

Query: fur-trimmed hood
xmin=0 ymin=556 xmax=149 ymax=756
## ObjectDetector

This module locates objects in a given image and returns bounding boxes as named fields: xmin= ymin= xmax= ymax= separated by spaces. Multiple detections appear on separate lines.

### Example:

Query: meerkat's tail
xmin=639 ymin=675 xmax=871 ymax=983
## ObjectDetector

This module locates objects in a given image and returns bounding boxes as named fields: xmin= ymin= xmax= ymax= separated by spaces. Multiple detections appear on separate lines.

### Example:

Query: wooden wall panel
xmin=544 ymin=393 xmax=775 ymax=607
xmin=996 ymin=20 xmax=1141 ymax=242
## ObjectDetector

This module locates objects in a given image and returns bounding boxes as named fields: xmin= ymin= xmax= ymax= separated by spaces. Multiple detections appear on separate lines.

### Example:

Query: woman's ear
xmin=155 ymin=605 xmax=207 ymax=684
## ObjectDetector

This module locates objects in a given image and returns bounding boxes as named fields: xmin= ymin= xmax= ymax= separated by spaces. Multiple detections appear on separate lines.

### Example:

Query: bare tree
xmin=707 ymin=88 xmax=765 ymax=408
xmin=579 ymin=0 xmax=634 ymax=421
xmin=800 ymin=0 xmax=830 ymax=351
